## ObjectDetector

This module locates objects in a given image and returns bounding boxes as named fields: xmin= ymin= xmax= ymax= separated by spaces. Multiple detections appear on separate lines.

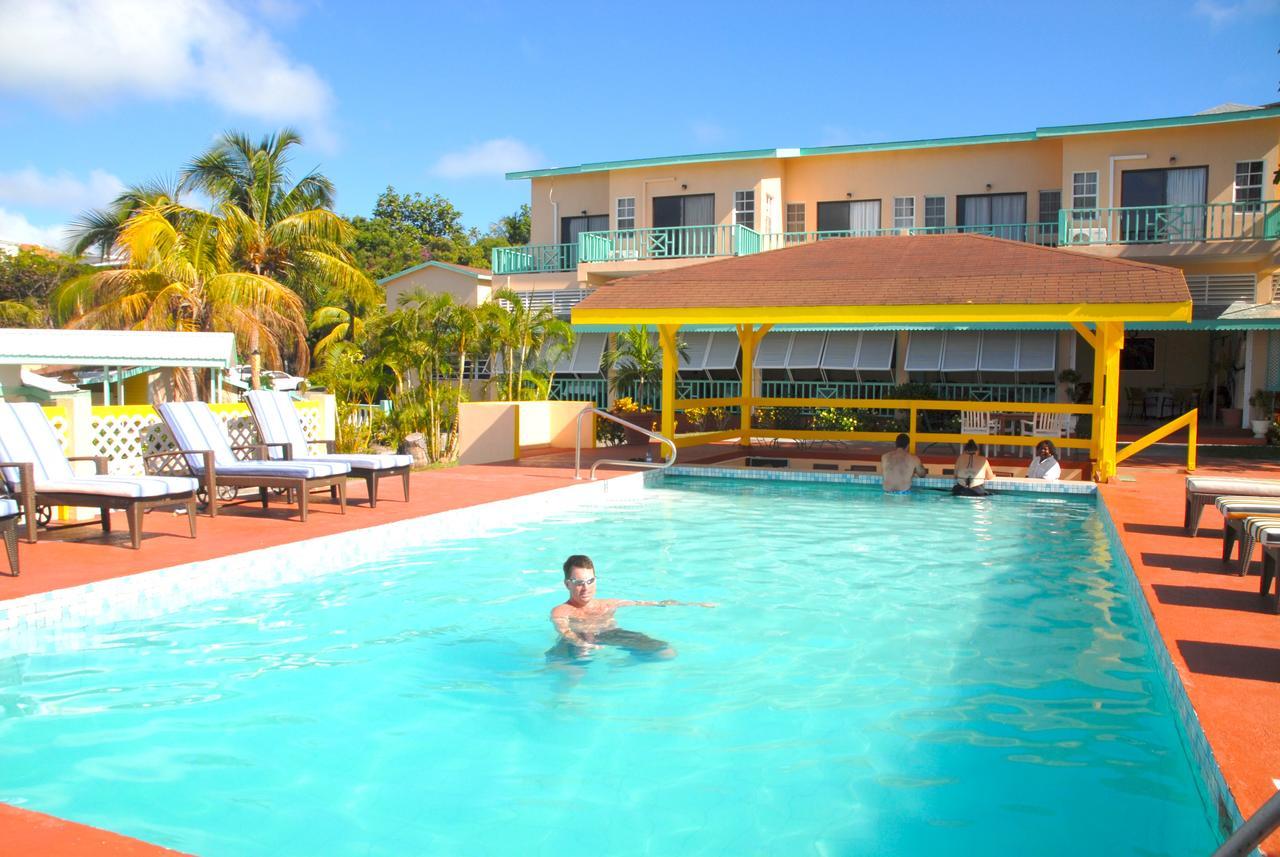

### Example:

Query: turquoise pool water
xmin=0 ymin=477 xmax=1218 ymax=855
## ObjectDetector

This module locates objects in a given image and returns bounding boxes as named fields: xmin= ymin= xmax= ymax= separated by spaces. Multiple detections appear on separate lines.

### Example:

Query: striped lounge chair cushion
xmin=0 ymin=497 xmax=16 ymax=518
xmin=246 ymin=390 xmax=411 ymax=470
xmin=1188 ymin=476 xmax=1280 ymax=498
xmin=1216 ymin=496 xmax=1280 ymax=514
xmin=35 ymin=475 xmax=198 ymax=498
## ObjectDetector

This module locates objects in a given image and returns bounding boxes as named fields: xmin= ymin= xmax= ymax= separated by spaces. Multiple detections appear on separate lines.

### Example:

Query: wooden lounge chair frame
xmin=0 ymin=457 xmax=197 ymax=550
xmin=0 ymin=496 xmax=18 ymax=575
xmin=144 ymin=445 xmax=347 ymax=521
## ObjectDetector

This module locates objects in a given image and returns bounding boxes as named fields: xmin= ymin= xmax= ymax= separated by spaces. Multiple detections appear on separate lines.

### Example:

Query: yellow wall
xmin=383 ymin=265 xmax=489 ymax=308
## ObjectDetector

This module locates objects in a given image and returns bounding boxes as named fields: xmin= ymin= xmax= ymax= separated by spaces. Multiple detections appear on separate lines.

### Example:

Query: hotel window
xmin=1235 ymin=161 xmax=1264 ymax=211
xmin=734 ymin=190 xmax=756 ymax=229
xmin=924 ymin=196 xmax=945 ymax=229
xmin=616 ymin=197 xmax=636 ymax=230
xmin=786 ymin=203 xmax=805 ymax=233
xmin=893 ymin=196 xmax=915 ymax=230
xmin=1071 ymin=171 xmax=1098 ymax=218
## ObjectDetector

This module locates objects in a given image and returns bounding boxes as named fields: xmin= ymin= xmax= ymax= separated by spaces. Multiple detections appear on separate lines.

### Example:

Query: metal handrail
xmin=574 ymin=407 xmax=677 ymax=481
xmin=1210 ymin=788 xmax=1280 ymax=857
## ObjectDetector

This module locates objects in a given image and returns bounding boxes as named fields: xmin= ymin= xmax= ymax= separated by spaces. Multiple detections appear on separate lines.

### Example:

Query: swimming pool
xmin=0 ymin=476 xmax=1221 ymax=855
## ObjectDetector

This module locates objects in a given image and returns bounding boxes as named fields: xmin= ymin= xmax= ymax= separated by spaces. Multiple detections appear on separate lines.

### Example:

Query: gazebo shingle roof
xmin=575 ymin=234 xmax=1190 ymax=311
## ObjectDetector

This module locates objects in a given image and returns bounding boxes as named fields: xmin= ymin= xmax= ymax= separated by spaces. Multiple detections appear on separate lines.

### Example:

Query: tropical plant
xmin=68 ymin=177 xmax=183 ymax=259
xmin=310 ymin=277 xmax=384 ymax=359
xmin=604 ymin=326 xmax=689 ymax=407
xmin=53 ymin=203 xmax=309 ymax=394
xmin=489 ymin=288 xmax=572 ymax=401
xmin=310 ymin=341 xmax=381 ymax=452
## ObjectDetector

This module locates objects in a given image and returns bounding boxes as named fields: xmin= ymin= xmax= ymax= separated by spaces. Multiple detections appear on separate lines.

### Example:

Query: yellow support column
xmin=737 ymin=324 xmax=754 ymax=446
xmin=1098 ymin=321 xmax=1124 ymax=482
xmin=1089 ymin=322 xmax=1106 ymax=469
xmin=659 ymin=324 xmax=679 ymax=440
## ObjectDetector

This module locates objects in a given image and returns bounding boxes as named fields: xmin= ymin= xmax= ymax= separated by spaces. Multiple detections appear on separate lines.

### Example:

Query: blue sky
xmin=1 ymin=0 xmax=1277 ymax=249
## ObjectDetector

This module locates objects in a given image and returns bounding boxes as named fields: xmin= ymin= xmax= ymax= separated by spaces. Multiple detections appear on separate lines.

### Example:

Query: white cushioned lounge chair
xmin=244 ymin=390 xmax=412 ymax=508
xmin=155 ymin=401 xmax=349 ymax=521
xmin=1185 ymin=475 xmax=1280 ymax=537
xmin=1 ymin=495 xmax=18 ymax=575
xmin=0 ymin=402 xmax=198 ymax=550
xmin=1260 ymin=540 xmax=1280 ymax=612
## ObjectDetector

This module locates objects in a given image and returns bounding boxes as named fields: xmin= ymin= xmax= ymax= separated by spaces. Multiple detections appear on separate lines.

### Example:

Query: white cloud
xmin=1192 ymin=0 xmax=1279 ymax=26
xmin=430 ymin=139 xmax=542 ymax=179
xmin=0 ymin=167 xmax=124 ymax=211
xmin=0 ymin=208 xmax=70 ymax=250
xmin=0 ymin=0 xmax=333 ymax=134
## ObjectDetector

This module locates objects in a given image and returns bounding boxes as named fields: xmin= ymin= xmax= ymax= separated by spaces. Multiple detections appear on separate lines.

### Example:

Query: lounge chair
xmin=155 ymin=401 xmax=349 ymax=520
xmin=1 ymin=496 xmax=18 ymax=575
xmin=1261 ymin=542 xmax=1280 ymax=612
xmin=244 ymin=390 xmax=412 ymax=508
xmin=1216 ymin=496 xmax=1280 ymax=574
xmin=1185 ymin=475 xmax=1280 ymax=536
xmin=0 ymin=402 xmax=198 ymax=550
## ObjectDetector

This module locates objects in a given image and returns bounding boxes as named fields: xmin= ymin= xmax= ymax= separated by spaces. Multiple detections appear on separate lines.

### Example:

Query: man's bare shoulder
xmin=550 ymin=602 xmax=574 ymax=618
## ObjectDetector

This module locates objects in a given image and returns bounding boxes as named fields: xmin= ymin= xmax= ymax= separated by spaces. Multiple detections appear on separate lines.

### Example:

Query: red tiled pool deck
xmin=4 ymin=445 xmax=1280 ymax=854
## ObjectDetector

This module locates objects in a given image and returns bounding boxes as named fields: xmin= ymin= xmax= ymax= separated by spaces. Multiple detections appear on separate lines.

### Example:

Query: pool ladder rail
xmin=1211 ymin=787 xmax=1280 ymax=857
xmin=574 ymin=407 xmax=677 ymax=481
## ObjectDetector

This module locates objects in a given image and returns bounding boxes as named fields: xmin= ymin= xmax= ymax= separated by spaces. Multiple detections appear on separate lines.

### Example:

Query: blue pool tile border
xmin=1096 ymin=496 xmax=1248 ymax=849
xmin=662 ymin=465 xmax=1097 ymax=495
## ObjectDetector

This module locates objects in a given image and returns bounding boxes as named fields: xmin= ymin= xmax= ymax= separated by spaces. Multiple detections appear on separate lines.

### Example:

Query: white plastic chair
xmin=1019 ymin=412 xmax=1068 ymax=440
xmin=960 ymin=411 xmax=998 ymax=456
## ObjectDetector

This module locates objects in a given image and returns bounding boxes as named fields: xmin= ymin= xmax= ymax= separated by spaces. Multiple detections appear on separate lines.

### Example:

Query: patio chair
xmin=960 ymin=411 xmax=997 ymax=456
xmin=1185 ymin=475 xmax=1280 ymax=537
xmin=1261 ymin=542 xmax=1280 ymax=612
xmin=155 ymin=401 xmax=350 ymax=521
xmin=1019 ymin=412 xmax=1069 ymax=440
xmin=0 ymin=402 xmax=198 ymax=550
xmin=1124 ymin=387 xmax=1144 ymax=420
xmin=1216 ymin=496 xmax=1280 ymax=574
xmin=1 ymin=495 xmax=18 ymax=575
xmin=244 ymin=390 xmax=412 ymax=508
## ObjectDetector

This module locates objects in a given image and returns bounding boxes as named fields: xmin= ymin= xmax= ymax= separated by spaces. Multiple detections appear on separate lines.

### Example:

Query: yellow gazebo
xmin=570 ymin=234 xmax=1194 ymax=482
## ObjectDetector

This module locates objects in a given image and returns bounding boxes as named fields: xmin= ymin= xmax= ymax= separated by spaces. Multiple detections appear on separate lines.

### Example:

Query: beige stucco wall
xmin=1059 ymin=119 xmax=1280 ymax=210
xmin=457 ymin=402 xmax=518 ymax=464
xmin=603 ymin=159 xmax=782 ymax=230
xmin=780 ymin=139 xmax=1064 ymax=231
xmin=529 ymin=174 xmax=613 ymax=244
xmin=382 ymin=265 xmax=488 ymax=308
xmin=516 ymin=401 xmax=595 ymax=448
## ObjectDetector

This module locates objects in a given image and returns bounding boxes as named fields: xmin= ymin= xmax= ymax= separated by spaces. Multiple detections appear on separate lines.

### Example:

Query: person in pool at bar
xmin=880 ymin=432 xmax=928 ymax=493
xmin=1026 ymin=439 xmax=1062 ymax=480
xmin=548 ymin=554 xmax=714 ymax=660
xmin=952 ymin=438 xmax=996 ymax=497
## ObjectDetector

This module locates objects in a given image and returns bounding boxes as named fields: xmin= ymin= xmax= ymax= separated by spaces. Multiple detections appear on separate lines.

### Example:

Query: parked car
xmin=231 ymin=365 xmax=305 ymax=392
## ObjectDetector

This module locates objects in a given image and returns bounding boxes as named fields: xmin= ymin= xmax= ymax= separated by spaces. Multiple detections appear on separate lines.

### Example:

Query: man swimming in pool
xmin=549 ymin=554 xmax=714 ymax=660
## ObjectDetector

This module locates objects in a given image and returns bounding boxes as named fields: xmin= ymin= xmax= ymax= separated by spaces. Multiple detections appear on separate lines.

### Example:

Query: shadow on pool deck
xmin=3 ymin=443 xmax=1280 ymax=854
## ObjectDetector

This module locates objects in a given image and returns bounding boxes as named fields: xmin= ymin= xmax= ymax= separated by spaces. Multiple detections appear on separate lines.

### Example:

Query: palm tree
xmin=605 ymin=325 xmax=685 ymax=407
xmin=179 ymin=129 xmax=369 ymax=310
xmin=68 ymin=177 xmax=183 ymax=260
xmin=310 ymin=277 xmax=383 ymax=360
xmin=53 ymin=203 xmax=309 ymax=391
xmin=489 ymin=288 xmax=572 ymax=401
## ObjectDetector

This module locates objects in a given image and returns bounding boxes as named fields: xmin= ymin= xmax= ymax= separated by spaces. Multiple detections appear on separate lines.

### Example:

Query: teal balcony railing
xmin=578 ymin=224 xmax=760 ymax=263
xmin=491 ymin=243 xmax=577 ymax=274
xmin=757 ymin=223 xmax=1058 ymax=252
xmin=1058 ymin=200 xmax=1280 ymax=246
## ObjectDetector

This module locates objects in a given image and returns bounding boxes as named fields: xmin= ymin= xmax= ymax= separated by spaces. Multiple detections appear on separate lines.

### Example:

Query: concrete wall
xmin=456 ymin=400 xmax=596 ymax=465
xmin=383 ymin=265 xmax=489 ymax=308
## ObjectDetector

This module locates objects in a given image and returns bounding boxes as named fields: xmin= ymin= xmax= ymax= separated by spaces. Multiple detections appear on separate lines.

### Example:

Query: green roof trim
xmin=506 ymin=147 xmax=779 ymax=180
xmin=796 ymin=131 xmax=1038 ymax=157
xmin=377 ymin=259 xmax=493 ymax=285
xmin=508 ymin=106 xmax=1280 ymax=181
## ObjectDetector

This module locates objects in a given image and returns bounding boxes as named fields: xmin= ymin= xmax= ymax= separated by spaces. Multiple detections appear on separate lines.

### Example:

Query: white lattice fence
xmin=42 ymin=406 xmax=70 ymax=454
xmin=88 ymin=402 xmax=321 ymax=475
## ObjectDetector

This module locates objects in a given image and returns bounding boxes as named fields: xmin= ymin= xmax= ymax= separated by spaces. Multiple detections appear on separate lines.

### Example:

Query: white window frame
xmin=923 ymin=195 xmax=945 ymax=229
xmin=616 ymin=196 xmax=636 ymax=230
xmin=1071 ymin=171 xmax=1099 ymax=218
xmin=734 ymin=190 xmax=756 ymax=229
xmin=785 ymin=202 xmax=805 ymax=234
xmin=893 ymin=196 xmax=915 ymax=230
xmin=1234 ymin=160 xmax=1264 ymax=211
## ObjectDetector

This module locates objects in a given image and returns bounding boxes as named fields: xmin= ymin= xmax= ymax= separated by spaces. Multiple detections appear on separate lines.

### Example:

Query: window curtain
xmin=849 ymin=200 xmax=881 ymax=233
xmin=989 ymin=195 xmax=1026 ymax=240
xmin=1166 ymin=167 xmax=1207 ymax=240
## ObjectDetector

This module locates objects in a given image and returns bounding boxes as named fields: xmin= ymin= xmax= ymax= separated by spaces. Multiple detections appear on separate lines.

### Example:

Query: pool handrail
xmin=574 ymin=407 xmax=677 ymax=481
xmin=1211 ymin=788 xmax=1280 ymax=857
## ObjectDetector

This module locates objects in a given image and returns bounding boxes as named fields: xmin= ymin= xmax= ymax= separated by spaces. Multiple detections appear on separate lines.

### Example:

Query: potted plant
xmin=1248 ymin=389 xmax=1276 ymax=438
xmin=608 ymin=396 xmax=656 ymax=445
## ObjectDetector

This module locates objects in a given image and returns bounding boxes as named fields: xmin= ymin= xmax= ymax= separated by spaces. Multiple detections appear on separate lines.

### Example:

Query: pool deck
xmin=3 ymin=443 xmax=1280 ymax=854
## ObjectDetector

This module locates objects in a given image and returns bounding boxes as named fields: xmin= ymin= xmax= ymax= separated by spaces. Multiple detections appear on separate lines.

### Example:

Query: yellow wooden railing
xmin=1114 ymin=408 xmax=1198 ymax=472
xmin=672 ymin=396 xmax=1096 ymax=453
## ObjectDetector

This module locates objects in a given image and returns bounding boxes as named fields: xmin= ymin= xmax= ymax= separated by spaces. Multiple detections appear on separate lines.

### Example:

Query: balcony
xmin=1058 ymin=201 xmax=1280 ymax=246
xmin=491 ymin=243 xmax=576 ymax=274
xmin=577 ymin=223 xmax=760 ymax=263
xmin=757 ymin=223 xmax=1059 ymax=251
